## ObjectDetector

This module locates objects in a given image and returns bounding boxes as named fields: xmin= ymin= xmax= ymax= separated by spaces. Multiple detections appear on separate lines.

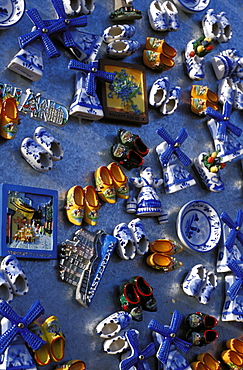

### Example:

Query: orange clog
xmin=149 ymin=239 xmax=183 ymax=255
xmin=190 ymin=98 xmax=218 ymax=115
xmin=107 ymin=162 xmax=129 ymax=199
xmin=221 ymin=349 xmax=243 ymax=370
xmin=83 ymin=185 xmax=100 ymax=226
xmin=146 ymin=253 xmax=182 ymax=272
xmin=191 ymin=85 xmax=218 ymax=103
xmin=145 ymin=37 xmax=176 ymax=58
xmin=94 ymin=166 xmax=116 ymax=204
xmin=42 ymin=315 xmax=65 ymax=363
xmin=28 ymin=321 xmax=51 ymax=366
xmin=65 ymin=186 xmax=84 ymax=226
xmin=55 ymin=359 xmax=86 ymax=369
xmin=197 ymin=353 xmax=221 ymax=370
xmin=0 ymin=97 xmax=20 ymax=139
xmin=143 ymin=50 xmax=174 ymax=71
xmin=226 ymin=339 xmax=243 ymax=355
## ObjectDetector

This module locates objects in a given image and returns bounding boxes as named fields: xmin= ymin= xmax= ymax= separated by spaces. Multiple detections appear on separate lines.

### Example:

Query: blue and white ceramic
xmin=0 ymin=0 xmax=25 ymax=28
xmin=218 ymin=77 xmax=235 ymax=105
xmin=106 ymin=39 xmax=140 ymax=59
xmin=176 ymin=200 xmax=221 ymax=252
xmin=128 ymin=218 xmax=150 ymax=256
xmin=185 ymin=39 xmax=205 ymax=80
xmin=172 ymin=0 xmax=210 ymax=13
xmin=62 ymin=0 xmax=82 ymax=16
xmin=1 ymin=255 xmax=29 ymax=296
xmin=80 ymin=0 xmax=95 ymax=15
xmin=202 ymin=9 xmax=221 ymax=40
xmin=34 ymin=126 xmax=64 ymax=161
xmin=21 ymin=137 xmax=53 ymax=173
xmin=113 ymin=223 xmax=136 ymax=260
xmin=196 ymin=270 xmax=218 ymax=304
xmin=194 ymin=153 xmax=225 ymax=192
xmin=211 ymin=54 xmax=238 ymax=80
xmin=160 ymin=86 xmax=181 ymax=115
xmin=149 ymin=77 xmax=170 ymax=107
xmin=0 ymin=270 xmax=13 ymax=303
xmin=162 ymin=1 xmax=180 ymax=31
xmin=222 ymin=274 xmax=243 ymax=322
xmin=148 ymin=0 xmax=168 ymax=32
xmin=103 ymin=334 xmax=129 ymax=355
xmin=182 ymin=264 xmax=207 ymax=297
xmin=218 ymin=11 xmax=232 ymax=43
xmin=233 ymin=81 xmax=243 ymax=110
xmin=103 ymin=24 xmax=135 ymax=43
xmin=69 ymin=30 xmax=103 ymax=62
xmin=96 ymin=311 xmax=132 ymax=339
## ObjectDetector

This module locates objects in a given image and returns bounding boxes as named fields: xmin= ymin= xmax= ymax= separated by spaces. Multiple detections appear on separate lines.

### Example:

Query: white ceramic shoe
xmin=160 ymin=86 xmax=181 ymax=115
xmin=128 ymin=218 xmax=149 ymax=256
xmin=62 ymin=0 xmax=82 ymax=16
xmin=33 ymin=126 xmax=64 ymax=161
xmin=162 ymin=1 xmax=180 ymax=31
xmin=21 ymin=137 xmax=53 ymax=172
xmin=103 ymin=24 xmax=135 ymax=44
xmin=106 ymin=39 xmax=140 ymax=58
xmin=218 ymin=77 xmax=235 ymax=105
xmin=182 ymin=264 xmax=207 ymax=297
xmin=185 ymin=39 xmax=205 ymax=80
xmin=218 ymin=11 xmax=232 ymax=43
xmin=113 ymin=223 xmax=136 ymax=260
xmin=233 ymin=81 xmax=243 ymax=110
xmin=211 ymin=54 xmax=238 ymax=80
xmin=80 ymin=0 xmax=95 ymax=14
xmin=202 ymin=9 xmax=221 ymax=41
xmin=0 ymin=270 xmax=13 ymax=303
xmin=1 ymin=255 xmax=29 ymax=296
xmin=96 ymin=311 xmax=132 ymax=338
xmin=148 ymin=0 xmax=168 ymax=32
xmin=149 ymin=77 xmax=170 ymax=107
xmin=196 ymin=270 xmax=218 ymax=304
xmin=103 ymin=334 xmax=129 ymax=355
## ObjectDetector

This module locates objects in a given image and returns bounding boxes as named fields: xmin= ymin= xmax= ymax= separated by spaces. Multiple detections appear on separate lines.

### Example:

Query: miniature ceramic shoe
xmin=42 ymin=315 xmax=65 ymax=362
xmin=146 ymin=37 xmax=176 ymax=58
xmin=233 ymin=81 xmax=243 ymax=110
xmin=185 ymin=40 xmax=205 ymax=80
xmin=162 ymin=1 xmax=180 ymax=32
xmin=107 ymin=162 xmax=129 ymax=199
xmin=80 ymin=0 xmax=95 ymax=14
xmin=191 ymin=361 xmax=212 ymax=370
xmin=218 ymin=77 xmax=235 ymax=105
xmin=185 ymin=313 xmax=218 ymax=330
xmin=65 ymin=185 xmax=84 ymax=226
xmin=160 ymin=86 xmax=181 ymax=115
xmin=119 ymin=282 xmax=143 ymax=321
xmin=196 ymin=270 xmax=218 ymax=304
xmin=106 ymin=40 xmax=140 ymax=58
xmin=62 ymin=0 xmax=82 ymax=16
xmin=21 ymin=137 xmax=53 ymax=173
xmin=83 ymin=185 xmax=100 ymax=226
xmin=150 ymin=239 xmax=183 ymax=255
xmin=33 ymin=126 xmax=64 ymax=161
xmin=96 ymin=311 xmax=132 ymax=338
xmin=103 ymin=334 xmax=129 ymax=354
xmin=202 ymin=9 xmax=221 ymax=41
xmin=226 ymin=339 xmax=243 ymax=355
xmin=182 ymin=264 xmax=207 ymax=297
xmin=222 ymin=350 xmax=243 ymax=369
xmin=194 ymin=152 xmax=225 ymax=192
xmin=186 ymin=329 xmax=218 ymax=347
xmin=190 ymin=98 xmax=218 ymax=115
xmin=148 ymin=0 xmax=168 ymax=31
xmin=149 ymin=77 xmax=170 ymax=107
xmin=146 ymin=253 xmax=182 ymax=272
xmin=103 ymin=24 xmax=135 ymax=43
xmin=130 ymin=276 xmax=157 ymax=312
xmin=94 ymin=166 xmax=116 ymax=204
xmin=113 ymin=222 xmax=136 ymax=260
xmin=218 ymin=11 xmax=232 ymax=43
xmin=28 ymin=321 xmax=51 ymax=366
xmin=111 ymin=143 xmax=144 ymax=170
xmin=197 ymin=353 xmax=221 ymax=370
xmin=127 ymin=218 xmax=149 ymax=255
xmin=1 ymin=255 xmax=29 ymax=296
xmin=191 ymin=85 xmax=218 ymax=103
xmin=54 ymin=360 xmax=86 ymax=370
xmin=117 ymin=129 xmax=149 ymax=157
xmin=0 ymin=269 xmax=13 ymax=303
xmin=0 ymin=97 xmax=20 ymax=140
xmin=143 ymin=50 xmax=175 ymax=71
xmin=211 ymin=54 xmax=237 ymax=80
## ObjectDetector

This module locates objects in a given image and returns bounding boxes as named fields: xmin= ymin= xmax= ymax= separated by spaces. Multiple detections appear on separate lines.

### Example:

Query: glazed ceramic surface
xmin=0 ymin=0 xmax=25 ymax=28
xmin=172 ymin=0 xmax=210 ymax=13
xmin=176 ymin=200 xmax=221 ymax=252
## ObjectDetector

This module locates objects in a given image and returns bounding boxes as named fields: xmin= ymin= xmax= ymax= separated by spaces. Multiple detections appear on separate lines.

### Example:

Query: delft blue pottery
xmin=34 ymin=126 xmax=64 ymax=161
xmin=1 ymin=255 xmax=29 ymax=296
xmin=96 ymin=311 xmax=132 ymax=338
xmin=172 ymin=0 xmax=210 ymax=13
xmin=21 ymin=137 xmax=53 ymax=173
xmin=103 ymin=24 xmax=136 ymax=43
xmin=106 ymin=40 xmax=140 ymax=59
xmin=62 ymin=0 xmax=82 ymax=16
xmin=196 ymin=270 xmax=218 ymax=304
xmin=104 ymin=334 xmax=129 ymax=355
xmin=202 ymin=9 xmax=221 ymax=41
xmin=185 ymin=39 xmax=205 ymax=80
xmin=113 ymin=222 xmax=137 ymax=260
xmin=68 ymin=30 xmax=103 ymax=62
xmin=0 ymin=270 xmax=13 ymax=303
xmin=218 ymin=77 xmax=235 ymax=105
xmin=234 ymin=81 xmax=243 ymax=110
xmin=194 ymin=152 xmax=225 ymax=192
xmin=162 ymin=1 xmax=180 ymax=31
xmin=149 ymin=77 xmax=170 ymax=107
xmin=182 ymin=264 xmax=207 ymax=297
xmin=218 ymin=11 xmax=232 ymax=43
xmin=0 ymin=0 xmax=25 ymax=28
xmin=176 ymin=200 xmax=221 ymax=252
xmin=128 ymin=218 xmax=150 ymax=256
xmin=159 ymin=86 xmax=181 ymax=115
xmin=148 ymin=0 xmax=168 ymax=31
xmin=222 ymin=274 xmax=243 ymax=322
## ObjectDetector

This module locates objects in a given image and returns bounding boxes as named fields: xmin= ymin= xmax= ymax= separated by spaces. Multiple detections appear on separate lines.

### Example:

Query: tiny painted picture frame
xmin=99 ymin=59 xmax=148 ymax=124
xmin=0 ymin=184 xmax=58 ymax=259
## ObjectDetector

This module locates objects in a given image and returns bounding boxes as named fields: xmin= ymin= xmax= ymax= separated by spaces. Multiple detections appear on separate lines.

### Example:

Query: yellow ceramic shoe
xmin=42 ymin=316 xmax=65 ymax=363
xmin=190 ymin=98 xmax=218 ymax=115
xmin=145 ymin=37 xmax=177 ymax=58
xmin=28 ymin=321 xmax=51 ymax=366
xmin=149 ymin=239 xmax=183 ymax=255
xmin=191 ymin=361 xmax=208 ymax=370
xmin=227 ymin=339 xmax=243 ymax=355
xmin=54 ymin=359 xmax=86 ymax=369
xmin=146 ymin=253 xmax=182 ymax=272
xmin=84 ymin=185 xmax=100 ymax=226
xmin=0 ymin=97 xmax=20 ymax=139
xmin=197 ymin=353 xmax=221 ymax=370
xmin=191 ymin=85 xmax=218 ymax=103
xmin=107 ymin=162 xmax=129 ymax=199
xmin=221 ymin=350 xmax=243 ymax=370
xmin=65 ymin=186 xmax=84 ymax=226
xmin=94 ymin=166 xmax=116 ymax=204
xmin=143 ymin=50 xmax=174 ymax=71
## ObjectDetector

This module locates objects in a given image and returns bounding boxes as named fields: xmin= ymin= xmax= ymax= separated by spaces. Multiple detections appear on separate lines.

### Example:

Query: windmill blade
xmin=227 ymin=278 xmax=243 ymax=301
xmin=85 ymin=73 xmax=96 ymax=96
xmin=41 ymin=33 xmax=61 ymax=58
xmin=237 ymin=231 xmax=243 ymax=246
xmin=69 ymin=16 xmax=87 ymax=28
xmin=62 ymin=30 xmax=76 ymax=48
xmin=51 ymin=0 xmax=67 ymax=18
xmin=157 ymin=336 xmax=171 ymax=364
xmin=227 ymin=121 xmax=242 ymax=137
xmin=0 ymin=301 xmax=21 ymax=323
xmin=18 ymin=29 xmax=42 ymax=48
xmin=175 ymin=148 xmax=191 ymax=167
xmin=120 ymin=355 xmax=137 ymax=370
xmin=157 ymin=127 xmax=174 ymax=144
xmin=26 ymin=8 xmax=46 ymax=28
xmin=160 ymin=145 xmax=175 ymax=166
xmin=173 ymin=337 xmax=192 ymax=353
xmin=225 ymin=228 xmax=237 ymax=251
xmin=96 ymin=70 xmax=115 ymax=84
xmin=21 ymin=329 xmax=46 ymax=351
xmin=24 ymin=300 xmax=45 ymax=326
xmin=221 ymin=212 xmax=236 ymax=229
xmin=176 ymin=128 xmax=188 ymax=145
xmin=222 ymin=100 xmax=233 ymax=118
xmin=143 ymin=342 xmax=156 ymax=359
xmin=236 ymin=210 xmax=243 ymax=227
xmin=227 ymin=258 xmax=243 ymax=277
xmin=170 ymin=310 xmax=183 ymax=333
xmin=216 ymin=121 xmax=227 ymax=141
xmin=0 ymin=325 xmax=18 ymax=354
xmin=148 ymin=319 xmax=167 ymax=335
xmin=205 ymin=107 xmax=224 ymax=121
xmin=68 ymin=59 xmax=90 ymax=72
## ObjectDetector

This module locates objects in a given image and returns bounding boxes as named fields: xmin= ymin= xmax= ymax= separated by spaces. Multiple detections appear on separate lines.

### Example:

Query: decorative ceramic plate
xmin=0 ymin=0 xmax=25 ymax=28
xmin=172 ymin=0 xmax=210 ymax=13
xmin=176 ymin=200 xmax=221 ymax=252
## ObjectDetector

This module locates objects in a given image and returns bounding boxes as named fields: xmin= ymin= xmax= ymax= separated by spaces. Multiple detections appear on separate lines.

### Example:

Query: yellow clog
xmin=107 ymin=162 xmax=129 ymax=199
xmin=145 ymin=37 xmax=176 ymax=58
xmin=146 ymin=253 xmax=182 ymax=272
xmin=221 ymin=350 xmax=243 ymax=370
xmin=84 ymin=185 xmax=100 ymax=226
xmin=55 ymin=359 xmax=86 ymax=370
xmin=191 ymin=85 xmax=218 ymax=103
xmin=0 ymin=97 xmax=20 ymax=140
xmin=191 ymin=361 xmax=208 ymax=370
xmin=190 ymin=98 xmax=218 ymax=115
xmin=94 ymin=166 xmax=116 ymax=204
xmin=227 ymin=339 xmax=243 ymax=355
xmin=42 ymin=315 xmax=65 ymax=363
xmin=149 ymin=239 xmax=183 ymax=255
xmin=143 ymin=50 xmax=174 ymax=71
xmin=28 ymin=321 xmax=51 ymax=366
xmin=65 ymin=186 xmax=84 ymax=226
xmin=197 ymin=353 xmax=221 ymax=370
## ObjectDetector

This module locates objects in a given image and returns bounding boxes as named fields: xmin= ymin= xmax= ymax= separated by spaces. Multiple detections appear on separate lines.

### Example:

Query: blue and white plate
xmin=172 ymin=0 xmax=210 ymax=13
xmin=176 ymin=200 xmax=221 ymax=252
xmin=0 ymin=0 xmax=25 ymax=28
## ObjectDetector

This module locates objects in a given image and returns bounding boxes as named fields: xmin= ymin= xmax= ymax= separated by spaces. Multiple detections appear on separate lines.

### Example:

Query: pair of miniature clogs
xmin=146 ymin=239 xmax=183 ymax=272
xmin=143 ymin=37 xmax=176 ymax=72
xmin=119 ymin=276 xmax=157 ymax=321
xmin=96 ymin=310 xmax=132 ymax=355
xmin=66 ymin=185 xmax=100 ymax=226
xmin=185 ymin=312 xmax=218 ymax=347
xmin=111 ymin=129 xmax=149 ymax=170
xmin=148 ymin=0 xmax=180 ymax=32
xmin=0 ymin=97 xmax=20 ymax=140
xmin=21 ymin=126 xmax=64 ymax=172
xmin=191 ymin=352 xmax=221 ymax=370
xmin=113 ymin=218 xmax=149 ymax=260
xmin=103 ymin=24 xmax=140 ymax=59
xmin=0 ymin=255 xmax=29 ymax=303
xmin=190 ymin=85 xmax=218 ymax=115
xmin=202 ymin=9 xmax=232 ymax=43
xmin=29 ymin=315 xmax=65 ymax=365
xmin=217 ymin=77 xmax=243 ymax=110
xmin=54 ymin=360 xmax=86 ymax=370
xmin=182 ymin=264 xmax=218 ymax=304
xmin=62 ymin=0 xmax=95 ymax=16
xmin=222 ymin=338 xmax=243 ymax=370
xmin=94 ymin=162 xmax=129 ymax=204
xmin=149 ymin=76 xmax=181 ymax=115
